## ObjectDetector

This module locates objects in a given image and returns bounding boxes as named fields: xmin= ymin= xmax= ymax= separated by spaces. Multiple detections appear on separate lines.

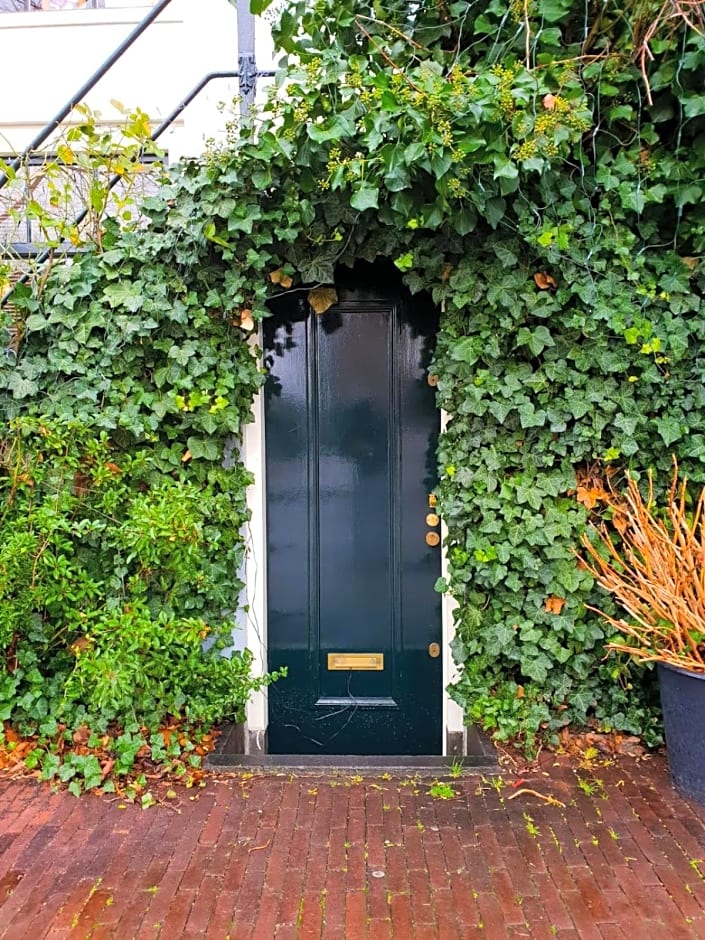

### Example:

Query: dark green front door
xmin=264 ymin=265 xmax=442 ymax=755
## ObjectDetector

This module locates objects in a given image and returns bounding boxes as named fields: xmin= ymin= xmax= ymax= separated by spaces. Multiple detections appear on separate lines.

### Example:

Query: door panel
xmin=317 ymin=308 xmax=393 ymax=705
xmin=265 ymin=270 xmax=441 ymax=754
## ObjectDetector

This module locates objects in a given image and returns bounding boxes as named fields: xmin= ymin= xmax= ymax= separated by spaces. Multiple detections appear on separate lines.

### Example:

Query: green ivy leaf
xmin=453 ymin=205 xmax=477 ymax=236
xmin=103 ymin=283 xmax=144 ymax=312
xmin=484 ymin=197 xmax=506 ymax=229
xmin=7 ymin=374 xmax=39 ymax=399
xmin=517 ymin=326 xmax=555 ymax=356
xmin=350 ymin=185 xmax=380 ymax=212
xmin=186 ymin=437 xmax=221 ymax=461
xmin=655 ymin=415 xmax=683 ymax=446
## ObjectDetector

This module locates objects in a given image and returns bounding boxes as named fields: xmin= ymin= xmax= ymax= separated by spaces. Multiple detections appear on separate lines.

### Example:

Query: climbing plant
xmin=0 ymin=110 xmax=276 ymax=789
xmin=3 ymin=0 xmax=705 ymax=757
xmin=0 ymin=102 xmax=163 ymax=298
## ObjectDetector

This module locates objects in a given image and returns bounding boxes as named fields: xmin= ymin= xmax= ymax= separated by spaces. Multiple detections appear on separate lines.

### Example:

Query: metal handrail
xmin=0 ymin=0 xmax=277 ymax=309
xmin=12 ymin=68 xmax=276 ymax=254
xmin=0 ymin=67 xmax=276 ymax=306
xmin=151 ymin=68 xmax=274 ymax=142
xmin=0 ymin=0 xmax=176 ymax=191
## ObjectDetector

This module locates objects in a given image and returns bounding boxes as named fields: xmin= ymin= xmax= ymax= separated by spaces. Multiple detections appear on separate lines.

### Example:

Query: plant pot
xmin=657 ymin=661 xmax=705 ymax=804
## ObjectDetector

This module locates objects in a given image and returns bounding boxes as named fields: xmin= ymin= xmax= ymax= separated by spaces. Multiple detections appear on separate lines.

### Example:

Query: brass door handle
xmin=428 ymin=642 xmax=440 ymax=658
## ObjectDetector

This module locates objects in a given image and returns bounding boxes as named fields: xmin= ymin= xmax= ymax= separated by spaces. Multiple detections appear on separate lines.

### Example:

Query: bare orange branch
xmin=581 ymin=457 xmax=705 ymax=673
xmin=634 ymin=0 xmax=705 ymax=105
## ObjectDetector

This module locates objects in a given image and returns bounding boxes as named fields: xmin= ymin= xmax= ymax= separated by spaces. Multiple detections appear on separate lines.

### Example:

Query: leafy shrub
xmin=0 ymin=418 xmax=276 ymax=741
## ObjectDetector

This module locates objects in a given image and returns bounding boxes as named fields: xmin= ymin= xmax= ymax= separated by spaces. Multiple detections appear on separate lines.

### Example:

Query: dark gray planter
xmin=657 ymin=661 xmax=705 ymax=804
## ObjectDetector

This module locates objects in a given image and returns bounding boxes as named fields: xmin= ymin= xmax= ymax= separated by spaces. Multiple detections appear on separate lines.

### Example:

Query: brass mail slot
xmin=327 ymin=652 xmax=384 ymax=671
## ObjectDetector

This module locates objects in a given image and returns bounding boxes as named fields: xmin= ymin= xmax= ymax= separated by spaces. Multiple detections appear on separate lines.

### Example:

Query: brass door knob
xmin=425 ymin=531 xmax=440 ymax=547
xmin=428 ymin=642 xmax=440 ymax=658
xmin=426 ymin=512 xmax=440 ymax=527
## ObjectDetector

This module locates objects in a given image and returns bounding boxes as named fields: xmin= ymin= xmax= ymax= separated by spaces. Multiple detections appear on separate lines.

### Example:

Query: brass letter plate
xmin=327 ymin=652 xmax=384 ymax=671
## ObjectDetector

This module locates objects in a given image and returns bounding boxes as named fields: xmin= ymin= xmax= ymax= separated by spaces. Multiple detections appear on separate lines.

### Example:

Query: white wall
xmin=0 ymin=0 xmax=275 ymax=160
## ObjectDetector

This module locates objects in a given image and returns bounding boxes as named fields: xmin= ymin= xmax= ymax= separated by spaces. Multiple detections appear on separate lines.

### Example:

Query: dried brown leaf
xmin=533 ymin=272 xmax=558 ymax=290
xmin=544 ymin=595 xmax=566 ymax=615
xmin=308 ymin=286 xmax=338 ymax=315
xmin=269 ymin=268 xmax=293 ymax=289
xmin=576 ymin=484 xmax=609 ymax=510
xmin=72 ymin=471 xmax=91 ymax=497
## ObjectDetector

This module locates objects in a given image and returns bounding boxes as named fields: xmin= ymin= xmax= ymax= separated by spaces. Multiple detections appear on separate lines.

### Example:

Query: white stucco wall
xmin=0 ymin=0 xmax=275 ymax=160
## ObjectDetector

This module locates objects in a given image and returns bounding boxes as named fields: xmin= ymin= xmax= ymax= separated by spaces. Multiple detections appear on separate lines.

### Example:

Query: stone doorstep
xmin=206 ymin=722 xmax=499 ymax=773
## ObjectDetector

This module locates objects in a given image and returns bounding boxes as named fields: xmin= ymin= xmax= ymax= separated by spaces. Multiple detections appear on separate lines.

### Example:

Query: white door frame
xmin=238 ymin=342 xmax=466 ymax=756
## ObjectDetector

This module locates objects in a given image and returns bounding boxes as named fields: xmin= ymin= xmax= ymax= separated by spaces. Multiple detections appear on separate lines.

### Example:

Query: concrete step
xmin=207 ymin=723 xmax=499 ymax=773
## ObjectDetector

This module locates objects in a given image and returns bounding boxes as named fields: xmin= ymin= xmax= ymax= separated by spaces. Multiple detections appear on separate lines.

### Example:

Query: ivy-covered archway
xmin=3 ymin=0 xmax=705 ymax=756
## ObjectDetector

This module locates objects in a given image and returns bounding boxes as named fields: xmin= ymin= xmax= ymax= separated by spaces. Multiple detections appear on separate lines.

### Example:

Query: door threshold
xmin=207 ymin=752 xmax=498 ymax=773
xmin=207 ymin=723 xmax=499 ymax=772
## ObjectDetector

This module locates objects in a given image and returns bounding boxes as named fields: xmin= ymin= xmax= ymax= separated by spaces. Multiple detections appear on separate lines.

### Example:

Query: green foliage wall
xmin=0 ymin=220 xmax=267 ymax=744
xmin=3 ymin=0 xmax=705 ymax=749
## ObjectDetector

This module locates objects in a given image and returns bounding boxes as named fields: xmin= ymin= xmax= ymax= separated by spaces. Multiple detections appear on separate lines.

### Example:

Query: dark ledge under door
xmin=206 ymin=723 xmax=498 ymax=772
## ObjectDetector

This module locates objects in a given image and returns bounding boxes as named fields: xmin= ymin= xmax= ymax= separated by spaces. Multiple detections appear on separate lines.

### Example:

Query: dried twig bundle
xmin=634 ymin=0 xmax=705 ymax=104
xmin=581 ymin=457 xmax=705 ymax=673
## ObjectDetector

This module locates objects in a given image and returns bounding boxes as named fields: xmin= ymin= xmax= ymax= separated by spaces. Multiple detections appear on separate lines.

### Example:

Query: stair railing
xmin=0 ymin=1 xmax=275 ymax=308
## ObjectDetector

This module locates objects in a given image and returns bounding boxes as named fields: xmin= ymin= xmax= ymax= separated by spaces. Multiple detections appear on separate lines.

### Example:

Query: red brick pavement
xmin=1 ymin=752 xmax=704 ymax=938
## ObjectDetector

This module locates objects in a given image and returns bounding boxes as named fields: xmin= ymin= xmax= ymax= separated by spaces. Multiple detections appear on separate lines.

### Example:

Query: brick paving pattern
xmin=1 ymin=751 xmax=704 ymax=938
